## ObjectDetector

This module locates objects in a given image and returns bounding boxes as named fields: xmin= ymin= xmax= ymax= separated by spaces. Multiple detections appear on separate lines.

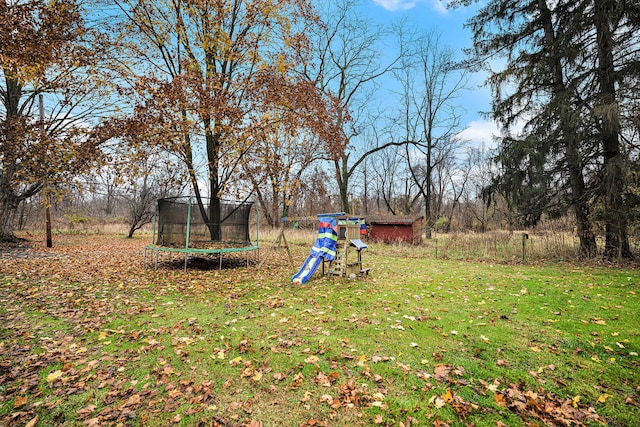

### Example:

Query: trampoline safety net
xmin=155 ymin=197 xmax=253 ymax=248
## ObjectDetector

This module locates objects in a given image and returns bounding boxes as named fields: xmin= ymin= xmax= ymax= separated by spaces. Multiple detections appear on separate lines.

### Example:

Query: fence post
xmin=522 ymin=233 xmax=529 ymax=262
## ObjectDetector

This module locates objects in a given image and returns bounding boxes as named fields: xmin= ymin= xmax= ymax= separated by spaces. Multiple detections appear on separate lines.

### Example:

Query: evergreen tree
xmin=453 ymin=0 xmax=640 ymax=258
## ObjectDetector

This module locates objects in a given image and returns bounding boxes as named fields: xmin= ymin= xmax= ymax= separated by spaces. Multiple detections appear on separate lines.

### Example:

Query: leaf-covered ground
xmin=1 ymin=233 xmax=639 ymax=427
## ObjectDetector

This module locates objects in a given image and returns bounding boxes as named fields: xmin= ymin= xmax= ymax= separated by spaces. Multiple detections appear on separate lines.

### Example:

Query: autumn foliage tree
xmin=243 ymin=119 xmax=325 ymax=228
xmin=0 ymin=0 xmax=112 ymax=242
xmin=112 ymin=0 xmax=344 ymax=239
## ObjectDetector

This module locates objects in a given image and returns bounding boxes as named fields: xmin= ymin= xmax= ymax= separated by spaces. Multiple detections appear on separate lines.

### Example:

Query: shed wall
xmin=369 ymin=217 xmax=422 ymax=245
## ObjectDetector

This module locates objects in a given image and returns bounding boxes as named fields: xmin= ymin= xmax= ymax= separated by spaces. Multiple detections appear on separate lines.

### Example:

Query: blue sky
xmin=365 ymin=0 xmax=499 ymax=148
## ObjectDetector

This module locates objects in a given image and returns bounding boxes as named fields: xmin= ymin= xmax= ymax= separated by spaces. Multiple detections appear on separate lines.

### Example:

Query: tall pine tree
xmin=454 ymin=0 xmax=640 ymax=258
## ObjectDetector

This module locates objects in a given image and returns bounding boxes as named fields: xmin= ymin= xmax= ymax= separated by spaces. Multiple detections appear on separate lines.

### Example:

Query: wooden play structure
xmin=323 ymin=215 xmax=369 ymax=277
xmin=292 ymin=213 xmax=368 ymax=284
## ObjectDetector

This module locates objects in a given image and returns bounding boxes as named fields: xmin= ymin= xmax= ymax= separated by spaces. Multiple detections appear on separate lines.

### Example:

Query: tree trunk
xmin=0 ymin=182 xmax=19 ymax=242
xmin=424 ymin=162 xmax=433 ymax=239
xmin=335 ymin=155 xmax=350 ymax=213
xmin=539 ymin=0 xmax=597 ymax=258
xmin=254 ymin=187 xmax=274 ymax=228
xmin=1 ymin=76 xmax=21 ymax=242
xmin=595 ymin=0 xmax=631 ymax=258
xmin=200 ymin=119 xmax=222 ymax=241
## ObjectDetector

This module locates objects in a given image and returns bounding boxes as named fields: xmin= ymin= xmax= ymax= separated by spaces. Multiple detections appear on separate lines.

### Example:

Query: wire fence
xmin=270 ymin=227 xmax=639 ymax=264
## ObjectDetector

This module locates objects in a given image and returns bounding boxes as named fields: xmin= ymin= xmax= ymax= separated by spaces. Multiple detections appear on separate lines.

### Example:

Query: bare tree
xmin=302 ymin=0 xmax=407 ymax=213
xmin=461 ymin=146 xmax=494 ymax=232
xmin=121 ymin=152 xmax=187 ymax=238
xmin=392 ymin=30 xmax=469 ymax=237
xmin=371 ymin=145 xmax=403 ymax=215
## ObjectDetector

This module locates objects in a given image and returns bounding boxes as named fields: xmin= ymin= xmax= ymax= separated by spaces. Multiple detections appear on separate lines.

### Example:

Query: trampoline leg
xmin=219 ymin=254 xmax=223 ymax=271
xmin=154 ymin=250 xmax=159 ymax=270
xmin=184 ymin=253 xmax=188 ymax=273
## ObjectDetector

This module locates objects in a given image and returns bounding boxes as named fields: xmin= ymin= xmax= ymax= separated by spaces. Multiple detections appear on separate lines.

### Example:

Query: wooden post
xmin=40 ymin=94 xmax=52 ymax=248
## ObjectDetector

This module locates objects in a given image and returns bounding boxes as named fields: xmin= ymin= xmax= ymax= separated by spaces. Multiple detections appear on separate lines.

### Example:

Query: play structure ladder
xmin=327 ymin=238 xmax=368 ymax=277
xmin=329 ymin=247 xmax=345 ymax=276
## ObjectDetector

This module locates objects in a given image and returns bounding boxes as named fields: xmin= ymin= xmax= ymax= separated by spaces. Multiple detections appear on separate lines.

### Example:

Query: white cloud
xmin=432 ymin=1 xmax=449 ymax=14
xmin=373 ymin=0 xmax=417 ymax=11
xmin=457 ymin=120 xmax=500 ymax=150
xmin=373 ymin=0 xmax=451 ymax=14
xmin=458 ymin=118 xmax=531 ymax=151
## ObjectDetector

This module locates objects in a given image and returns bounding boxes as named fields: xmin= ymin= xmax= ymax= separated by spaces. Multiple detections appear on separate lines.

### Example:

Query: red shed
xmin=368 ymin=216 xmax=423 ymax=245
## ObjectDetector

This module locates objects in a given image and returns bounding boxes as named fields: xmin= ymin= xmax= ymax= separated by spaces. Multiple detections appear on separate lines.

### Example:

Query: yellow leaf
xmin=597 ymin=394 xmax=611 ymax=403
xmin=46 ymin=370 xmax=63 ymax=382
xmin=300 ymin=391 xmax=312 ymax=402
xmin=356 ymin=354 xmax=367 ymax=366
xmin=98 ymin=331 xmax=107 ymax=340
xmin=572 ymin=395 xmax=581 ymax=408
xmin=442 ymin=389 xmax=454 ymax=403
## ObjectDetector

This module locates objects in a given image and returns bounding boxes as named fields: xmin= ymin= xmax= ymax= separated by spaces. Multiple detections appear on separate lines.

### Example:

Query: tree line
xmin=1 ymin=0 xmax=638 ymax=259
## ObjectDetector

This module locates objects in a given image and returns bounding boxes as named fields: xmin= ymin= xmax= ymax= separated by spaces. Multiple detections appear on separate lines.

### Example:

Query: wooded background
xmin=1 ymin=0 xmax=638 ymax=259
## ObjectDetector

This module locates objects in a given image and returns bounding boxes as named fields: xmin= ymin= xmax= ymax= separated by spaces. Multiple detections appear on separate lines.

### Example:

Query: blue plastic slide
xmin=291 ymin=255 xmax=323 ymax=284
xmin=292 ymin=215 xmax=339 ymax=284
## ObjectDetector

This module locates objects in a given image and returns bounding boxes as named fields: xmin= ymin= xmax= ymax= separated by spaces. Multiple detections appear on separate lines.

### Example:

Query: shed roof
xmin=367 ymin=216 xmax=423 ymax=225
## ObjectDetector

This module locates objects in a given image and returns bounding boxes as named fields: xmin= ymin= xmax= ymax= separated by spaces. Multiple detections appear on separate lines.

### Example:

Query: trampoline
xmin=144 ymin=196 xmax=259 ymax=271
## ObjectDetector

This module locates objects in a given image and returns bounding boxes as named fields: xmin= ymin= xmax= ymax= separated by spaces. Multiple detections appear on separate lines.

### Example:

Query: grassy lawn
xmin=0 ymin=233 xmax=638 ymax=426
